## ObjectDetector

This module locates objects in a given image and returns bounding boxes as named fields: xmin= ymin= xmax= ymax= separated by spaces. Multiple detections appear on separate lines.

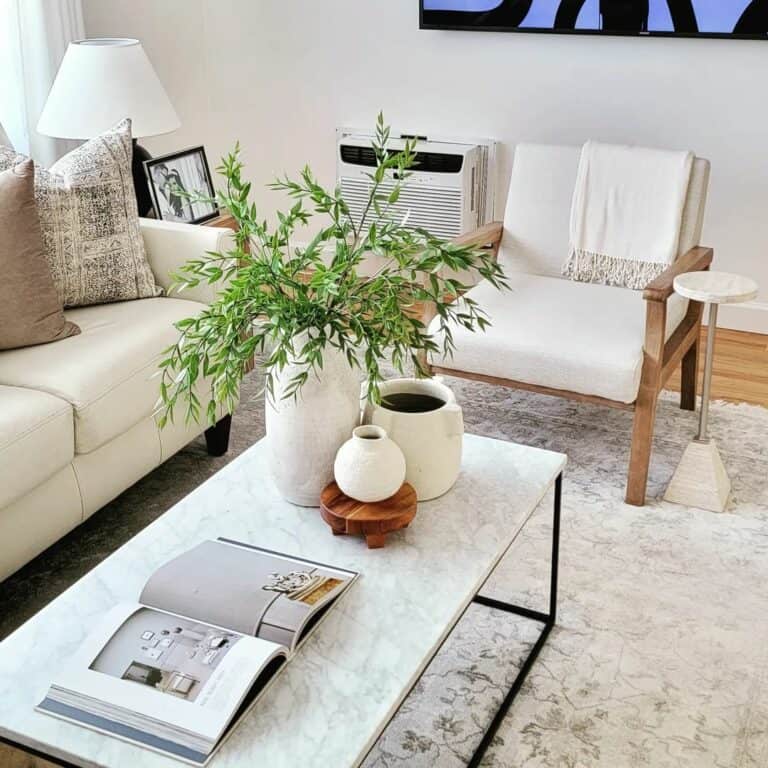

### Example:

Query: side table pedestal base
xmin=664 ymin=439 xmax=731 ymax=512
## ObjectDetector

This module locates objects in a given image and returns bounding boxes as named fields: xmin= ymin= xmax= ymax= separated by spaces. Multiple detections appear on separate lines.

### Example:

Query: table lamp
xmin=37 ymin=38 xmax=180 ymax=216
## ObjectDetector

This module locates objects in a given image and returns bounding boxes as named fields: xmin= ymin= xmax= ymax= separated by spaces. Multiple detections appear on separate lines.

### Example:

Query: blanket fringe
xmin=562 ymin=249 xmax=667 ymax=291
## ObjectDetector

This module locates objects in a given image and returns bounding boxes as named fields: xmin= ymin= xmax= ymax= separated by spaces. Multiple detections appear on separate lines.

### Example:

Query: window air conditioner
xmin=336 ymin=129 xmax=496 ymax=240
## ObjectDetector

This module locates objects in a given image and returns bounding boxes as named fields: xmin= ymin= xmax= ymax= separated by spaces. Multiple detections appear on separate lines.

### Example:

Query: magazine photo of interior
xmin=138 ymin=540 xmax=352 ymax=648
xmin=89 ymin=609 xmax=241 ymax=703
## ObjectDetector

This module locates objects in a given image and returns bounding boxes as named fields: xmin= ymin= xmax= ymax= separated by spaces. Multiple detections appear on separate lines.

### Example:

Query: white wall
xmin=83 ymin=0 xmax=768 ymax=332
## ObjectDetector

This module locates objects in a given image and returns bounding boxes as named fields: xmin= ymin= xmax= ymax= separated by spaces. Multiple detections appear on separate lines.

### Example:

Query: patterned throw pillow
xmin=0 ymin=119 xmax=161 ymax=307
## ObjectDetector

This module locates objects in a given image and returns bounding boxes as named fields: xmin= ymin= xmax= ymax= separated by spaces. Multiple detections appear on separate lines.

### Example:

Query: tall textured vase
xmin=265 ymin=341 xmax=361 ymax=506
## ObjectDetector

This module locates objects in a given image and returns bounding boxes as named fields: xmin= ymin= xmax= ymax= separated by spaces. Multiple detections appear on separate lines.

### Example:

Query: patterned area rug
xmin=1 ymin=372 xmax=766 ymax=767
xmin=365 ymin=378 xmax=768 ymax=768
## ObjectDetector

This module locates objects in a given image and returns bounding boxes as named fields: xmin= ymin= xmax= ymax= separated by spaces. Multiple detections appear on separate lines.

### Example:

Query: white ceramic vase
xmin=334 ymin=425 xmax=407 ymax=503
xmin=363 ymin=377 xmax=463 ymax=500
xmin=265 ymin=336 xmax=361 ymax=506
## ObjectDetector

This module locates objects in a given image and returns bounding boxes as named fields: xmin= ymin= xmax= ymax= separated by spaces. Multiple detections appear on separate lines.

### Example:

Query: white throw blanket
xmin=562 ymin=141 xmax=694 ymax=290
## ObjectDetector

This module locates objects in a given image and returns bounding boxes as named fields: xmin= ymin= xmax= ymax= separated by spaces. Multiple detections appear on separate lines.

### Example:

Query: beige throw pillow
xmin=0 ymin=160 xmax=80 ymax=350
xmin=0 ymin=119 xmax=161 ymax=307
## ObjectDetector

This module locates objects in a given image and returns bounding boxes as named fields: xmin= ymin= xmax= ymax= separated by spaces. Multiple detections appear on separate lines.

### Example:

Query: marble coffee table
xmin=0 ymin=434 xmax=565 ymax=768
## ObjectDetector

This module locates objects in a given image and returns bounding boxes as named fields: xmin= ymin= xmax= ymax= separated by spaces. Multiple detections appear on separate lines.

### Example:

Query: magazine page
xmin=139 ymin=539 xmax=357 ymax=648
xmin=39 ymin=603 xmax=284 ymax=755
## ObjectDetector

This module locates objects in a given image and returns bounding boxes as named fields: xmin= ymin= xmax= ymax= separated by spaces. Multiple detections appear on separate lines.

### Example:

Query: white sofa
xmin=0 ymin=219 xmax=234 ymax=581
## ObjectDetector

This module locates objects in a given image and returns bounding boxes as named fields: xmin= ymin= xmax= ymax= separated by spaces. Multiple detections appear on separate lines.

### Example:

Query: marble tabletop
xmin=673 ymin=271 xmax=759 ymax=304
xmin=0 ymin=434 xmax=565 ymax=768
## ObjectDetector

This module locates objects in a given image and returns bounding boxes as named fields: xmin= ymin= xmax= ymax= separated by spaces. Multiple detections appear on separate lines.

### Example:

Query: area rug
xmin=1 ymin=371 xmax=766 ymax=768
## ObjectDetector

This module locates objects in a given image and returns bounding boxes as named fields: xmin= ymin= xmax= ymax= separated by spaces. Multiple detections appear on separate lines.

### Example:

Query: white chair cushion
xmin=500 ymin=144 xmax=710 ymax=280
xmin=678 ymin=157 xmax=710 ymax=256
xmin=429 ymin=274 xmax=688 ymax=404
xmin=0 ymin=386 xmax=74 ymax=509
xmin=500 ymin=143 xmax=580 ymax=278
xmin=0 ymin=298 xmax=205 ymax=454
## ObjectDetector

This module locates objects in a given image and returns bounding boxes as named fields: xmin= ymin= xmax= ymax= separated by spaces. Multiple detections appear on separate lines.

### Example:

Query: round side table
xmin=664 ymin=271 xmax=759 ymax=512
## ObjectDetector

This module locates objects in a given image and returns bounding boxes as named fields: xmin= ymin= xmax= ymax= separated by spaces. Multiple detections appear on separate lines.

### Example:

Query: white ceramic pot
xmin=265 ymin=336 xmax=361 ymax=506
xmin=334 ymin=425 xmax=406 ymax=503
xmin=363 ymin=377 xmax=463 ymax=500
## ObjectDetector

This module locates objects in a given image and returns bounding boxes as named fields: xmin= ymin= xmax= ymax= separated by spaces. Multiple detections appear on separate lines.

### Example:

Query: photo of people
xmin=89 ymin=608 xmax=240 ymax=703
xmin=422 ymin=1 xmax=768 ymax=36
xmin=144 ymin=147 xmax=219 ymax=224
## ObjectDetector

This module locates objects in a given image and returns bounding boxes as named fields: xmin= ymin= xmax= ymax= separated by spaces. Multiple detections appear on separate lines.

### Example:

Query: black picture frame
xmin=143 ymin=146 xmax=219 ymax=225
xmin=419 ymin=1 xmax=768 ymax=41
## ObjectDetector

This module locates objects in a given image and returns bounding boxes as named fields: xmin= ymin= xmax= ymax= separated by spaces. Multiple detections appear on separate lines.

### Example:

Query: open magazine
xmin=37 ymin=538 xmax=358 ymax=765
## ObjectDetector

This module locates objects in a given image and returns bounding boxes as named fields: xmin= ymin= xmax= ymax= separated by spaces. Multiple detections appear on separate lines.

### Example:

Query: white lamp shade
xmin=37 ymin=38 xmax=180 ymax=140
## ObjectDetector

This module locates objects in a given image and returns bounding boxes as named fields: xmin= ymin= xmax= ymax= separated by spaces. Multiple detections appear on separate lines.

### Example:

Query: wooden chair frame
xmin=425 ymin=221 xmax=713 ymax=506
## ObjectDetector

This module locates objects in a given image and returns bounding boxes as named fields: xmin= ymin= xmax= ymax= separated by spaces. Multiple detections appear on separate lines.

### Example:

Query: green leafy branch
xmin=157 ymin=113 xmax=508 ymax=427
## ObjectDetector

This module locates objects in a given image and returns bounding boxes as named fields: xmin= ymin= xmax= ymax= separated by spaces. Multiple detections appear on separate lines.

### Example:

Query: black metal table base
xmin=467 ymin=471 xmax=562 ymax=767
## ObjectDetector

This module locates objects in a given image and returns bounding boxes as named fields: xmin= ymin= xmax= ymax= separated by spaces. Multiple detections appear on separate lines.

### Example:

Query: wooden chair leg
xmin=680 ymin=338 xmax=699 ymax=412
xmin=626 ymin=389 xmax=659 ymax=506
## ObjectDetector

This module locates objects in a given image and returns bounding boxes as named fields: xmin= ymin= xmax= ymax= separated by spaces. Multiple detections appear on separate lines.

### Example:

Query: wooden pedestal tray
xmin=320 ymin=482 xmax=417 ymax=549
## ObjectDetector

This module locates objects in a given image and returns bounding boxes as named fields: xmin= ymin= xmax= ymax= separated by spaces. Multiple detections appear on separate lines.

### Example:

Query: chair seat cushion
xmin=429 ymin=274 xmax=688 ymax=404
xmin=0 ymin=386 xmax=74 ymax=509
xmin=0 ymin=298 xmax=205 ymax=454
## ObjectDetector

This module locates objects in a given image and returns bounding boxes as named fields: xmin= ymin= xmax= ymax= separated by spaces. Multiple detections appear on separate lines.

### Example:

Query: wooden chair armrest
xmin=450 ymin=221 xmax=504 ymax=250
xmin=420 ymin=222 xmax=503 ymax=334
xmin=643 ymin=246 xmax=713 ymax=303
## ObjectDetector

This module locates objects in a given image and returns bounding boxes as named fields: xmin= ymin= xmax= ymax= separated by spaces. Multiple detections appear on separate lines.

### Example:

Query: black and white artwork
xmin=421 ymin=1 xmax=768 ymax=38
xmin=144 ymin=146 xmax=219 ymax=225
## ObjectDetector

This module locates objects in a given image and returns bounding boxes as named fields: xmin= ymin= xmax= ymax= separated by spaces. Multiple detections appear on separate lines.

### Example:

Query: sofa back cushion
xmin=500 ymin=143 xmax=710 ymax=280
xmin=0 ymin=119 xmax=161 ymax=307
xmin=0 ymin=160 xmax=80 ymax=350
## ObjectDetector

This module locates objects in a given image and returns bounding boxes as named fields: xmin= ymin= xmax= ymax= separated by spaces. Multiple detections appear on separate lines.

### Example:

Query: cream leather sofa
xmin=0 ymin=219 xmax=234 ymax=581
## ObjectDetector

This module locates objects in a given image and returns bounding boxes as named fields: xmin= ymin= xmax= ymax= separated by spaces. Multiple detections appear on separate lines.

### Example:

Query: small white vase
xmin=334 ymin=425 xmax=406 ymax=503
xmin=265 ymin=334 xmax=361 ymax=506
xmin=363 ymin=377 xmax=463 ymax=501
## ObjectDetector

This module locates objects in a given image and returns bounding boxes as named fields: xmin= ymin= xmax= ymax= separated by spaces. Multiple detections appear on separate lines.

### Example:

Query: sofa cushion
xmin=429 ymin=274 xmax=689 ymax=404
xmin=0 ymin=119 xmax=161 ymax=307
xmin=0 ymin=386 xmax=74 ymax=509
xmin=0 ymin=160 xmax=80 ymax=350
xmin=0 ymin=297 xmax=205 ymax=454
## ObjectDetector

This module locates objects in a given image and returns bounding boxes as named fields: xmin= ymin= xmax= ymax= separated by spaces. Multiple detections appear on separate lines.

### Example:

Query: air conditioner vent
xmin=340 ymin=145 xmax=464 ymax=174
xmin=340 ymin=178 xmax=463 ymax=239
xmin=339 ymin=145 xmax=378 ymax=167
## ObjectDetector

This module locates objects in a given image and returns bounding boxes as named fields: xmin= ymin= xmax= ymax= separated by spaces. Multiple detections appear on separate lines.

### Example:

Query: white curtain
xmin=0 ymin=0 xmax=84 ymax=165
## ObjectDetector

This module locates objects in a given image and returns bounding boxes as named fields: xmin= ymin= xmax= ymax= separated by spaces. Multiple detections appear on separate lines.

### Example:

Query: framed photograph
xmin=143 ymin=146 xmax=219 ymax=224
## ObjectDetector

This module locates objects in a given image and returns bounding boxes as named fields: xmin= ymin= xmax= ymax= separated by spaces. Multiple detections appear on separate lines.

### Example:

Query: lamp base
xmin=132 ymin=139 xmax=154 ymax=217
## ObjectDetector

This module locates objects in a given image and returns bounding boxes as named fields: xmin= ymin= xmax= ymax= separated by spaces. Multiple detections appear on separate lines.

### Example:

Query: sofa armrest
xmin=140 ymin=218 xmax=235 ymax=305
xmin=643 ymin=246 xmax=713 ymax=303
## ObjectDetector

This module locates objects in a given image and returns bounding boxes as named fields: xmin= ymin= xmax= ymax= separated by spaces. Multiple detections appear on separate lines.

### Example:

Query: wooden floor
xmin=665 ymin=328 xmax=768 ymax=407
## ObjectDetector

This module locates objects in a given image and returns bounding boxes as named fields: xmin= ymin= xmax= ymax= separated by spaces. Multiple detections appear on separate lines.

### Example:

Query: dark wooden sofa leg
xmin=204 ymin=415 xmax=232 ymax=457
xmin=680 ymin=339 xmax=699 ymax=412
